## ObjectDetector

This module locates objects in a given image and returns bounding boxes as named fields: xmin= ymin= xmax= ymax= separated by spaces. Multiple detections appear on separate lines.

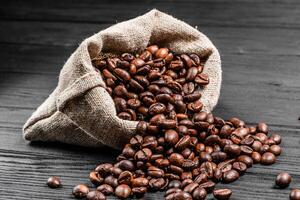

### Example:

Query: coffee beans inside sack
xmin=68 ymin=45 xmax=282 ymax=200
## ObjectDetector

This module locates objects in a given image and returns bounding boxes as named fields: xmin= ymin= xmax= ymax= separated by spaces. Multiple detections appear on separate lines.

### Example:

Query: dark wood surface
xmin=0 ymin=0 xmax=300 ymax=199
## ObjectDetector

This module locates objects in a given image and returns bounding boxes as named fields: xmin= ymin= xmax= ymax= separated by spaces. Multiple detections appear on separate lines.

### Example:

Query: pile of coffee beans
xmin=68 ymin=45 xmax=286 ymax=200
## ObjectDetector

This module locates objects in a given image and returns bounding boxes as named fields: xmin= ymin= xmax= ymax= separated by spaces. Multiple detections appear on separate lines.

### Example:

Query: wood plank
xmin=1 ymin=20 xmax=300 ymax=57
xmin=1 ymin=0 xmax=300 ymax=28
xmin=0 ymin=125 xmax=299 ymax=199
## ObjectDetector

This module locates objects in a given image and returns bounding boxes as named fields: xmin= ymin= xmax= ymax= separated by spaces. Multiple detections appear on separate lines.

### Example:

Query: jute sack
xmin=23 ymin=9 xmax=222 ymax=149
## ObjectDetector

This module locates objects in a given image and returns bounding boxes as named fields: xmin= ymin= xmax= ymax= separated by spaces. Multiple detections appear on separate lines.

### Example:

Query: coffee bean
xmin=192 ymin=187 xmax=207 ymax=200
xmin=97 ymin=184 xmax=113 ymax=195
xmin=270 ymin=133 xmax=281 ymax=145
xmin=257 ymin=122 xmax=269 ymax=134
xmin=149 ymin=178 xmax=166 ymax=190
xmin=269 ymin=145 xmax=281 ymax=156
xmin=132 ymin=187 xmax=147 ymax=198
xmin=169 ymin=153 xmax=184 ymax=166
xmin=132 ymin=177 xmax=149 ymax=187
xmin=224 ymin=144 xmax=241 ymax=157
xmin=118 ymin=171 xmax=133 ymax=185
xmin=86 ymin=191 xmax=106 ymax=200
xmin=223 ymin=169 xmax=240 ymax=183
xmin=168 ymin=180 xmax=182 ymax=189
xmin=275 ymin=172 xmax=292 ymax=188
xmin=175 ymin=135 xmax=191 ymax=150
xmin=115 ymin=184 xmax=131 ymax=199
xmin=213 ymin=189 xmax=232 ymax=200
xmin=237 ymin=155 xmax=253 ymax=168
xmin=47 ymin=176 xmax=61 ymax=188
xmin=194 ymin=173 xmax=208 ymax=184
xmin=198 ymin=181 xmax=215 ymax=193
xmin=104 ymin=175 xmax=118 ymax=188
xmin=89 ymin=171 xmax=104 ymax=186
xmin=73 ymin=184 xmax=90 ymax=199
xmin=261 ymin=152 xmax=276 ymax=165
xmin=290 ymin=189 xmax=300 ymax=200
xmin=148 ymin=166 xmax=164 ymax=178
xmin=232 ymin=161 xmax=247 ymax=174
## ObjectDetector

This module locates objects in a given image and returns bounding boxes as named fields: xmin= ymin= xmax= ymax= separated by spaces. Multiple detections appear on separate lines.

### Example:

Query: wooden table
xmin=0 ymin=0 xmax=299 ymax=199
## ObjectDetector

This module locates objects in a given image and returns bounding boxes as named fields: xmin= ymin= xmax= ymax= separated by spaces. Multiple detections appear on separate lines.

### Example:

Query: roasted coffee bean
xmin=195 ymin=73 xmax=209 ymax=85
xmin=183 ymin=182 xmax=199 ymax=193
xmin=251 ymin=151 xmax=262 ymax=164
xmin=223 ymin=169 xmax=240 ymax=183
xmin=89 ymin=171 xmax=104 ymax=186
xmin=270 ymin=133 xmax=281 ymax=144
xmin=169 ymin=153 xmax=184 ymax=166
xmin=192 ymin=187 xmax=207 ymax=200
xmin=132 ymin=177 xmax=149 ymax=187
xmin=194 ymin=173 xmax=208 ymax=184
xmin=290 ymin=189 xmax=300 ymax=200
xmin=175 ymin=135 xmax=191 ymax=150
xmin=73 ymin=184 xmax=90 ymax=199
xmin=269 ymin=145 xmax=282 ymax=156
xmin=168 ymin=180 xmax=182 ymax=189
xmin=134 ymin=148 xmax=152 ymax=161
xmin=148 ymin=103 xmax=166 ymax=115
xmin=198 ymin=181 xmax=215 ymax=193
xmin=158 ymin=119 xmax=177 ymax=129
xmin=115 ymin=184 xmax=131 ymax=199
xmin=213 ymin=189 xmax=232 ymax=200
xmin=257 ymin=122 xmax=269 ymax=134
xmin=132 ymin=187 xmax=147 ymax=198
xmin=164 ymin=130 xmax=179 ymax=146
xmin=237 ymin=155 xmax=253 ymax=168
xmin=95 ymin=163 xmax=113 ymax=176
xmin=115 ymin=160 xmax=135 ymax=171
xmin=199 ymin=152 xmax=212 ymax=163
xmin=232 ymin=161 xmax=247 ymax=174
xmin=47 ymin=176 xmax=61 ymax=188
xmin=86 ymin=191 xmax=106 ymax=200
xmin=224 ymin=144 xmax=241 ymax=157
xmin=97 ymin=184 xmax=114 ymax=195
xmin=148 ymin=166 xmax=164 ymax=178
xmin=186 ymin=67 xmax=198 ymax=81
xmin=275 ymin=172 xmax=292 ymax=188
xmin=104 ymin=175 xmax=118 ymax=188
xmin=211 ymin=151 xmax=227 ymax=164
xmin=240 ymin=145 xmax=253 ymax=155
xmin=149 ymin=178 xmax=166 ymax=190
xmin=261 ymin=152 xmax=276 ymax=165
xmin=118 ymin=171 xmax=133 ymax=185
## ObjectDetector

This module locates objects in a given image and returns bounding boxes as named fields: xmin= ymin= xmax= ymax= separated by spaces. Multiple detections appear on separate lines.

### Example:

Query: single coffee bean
xmin=95 ymin=163 xmax=113 ymax=176
xmin=73 ymin=184 xmax=90 ymax=199
xmin=183 ymin=182 xmax=199 ymax=193
xmin=169 ymin=153 xmax=185 ymax=167
xmin=261 ymin=152 xmax=276 ymax=165
xmin=251 ymin=151 xmax=262 ymax=164
xmin=198 ymin=181 xmax=215 ymax=193
xmin=275 ymin=172 xmax=292 ymax=188
xmin=104 ymin=175 xmax=118 ymax=188
xmin=270 ymin=133 xmax=281 ymax=144
xmin=213 ymin=189 xmax=232 ymax=200
xmin=232 ymin=161 xmax=247 ymax=174
xmin=175 ymin=135 xmax=191 ymax=150
xmin=237 ymin=155 xmax=253 ymax=168
xmin=86 ymin=191 xmax=106 ymax=200
xmin=115 ymin=184 xmax=132 ymax=199
xmin=224 ymin=144 xmax=241 ymax=157
xmin=223 ymin=169 xmax=240 ymax=183
xmin=47 ymin=176 xmax=61 ymax=188
xmin=132 ymin=187 xmax=147 ymax=198
xmin=194 ymin=173 xmax=208 ymax=184
xmin=149 ymin=178 xmax=166 ymax=190
xmin=257 ymin=122 xmax=269 ymax=134
xmin=192 ymin=187 xmax=207 ymax=200
xmin=148 ymin=166 xmax=164 ymax=178
xmin=168 ymin=180 xmax=182 ymax=189
xmin=290 ymin=189 xmax=300 ymax=200
xmin=269 ymin=145 xmax=282 ymax=156
xmin=118 ymin=171 xmax=133 ymax=185
xmin=89 ymin=171 xmax=104 ymax=186
xmin=97 ymin=184 xmax=113 ymax=195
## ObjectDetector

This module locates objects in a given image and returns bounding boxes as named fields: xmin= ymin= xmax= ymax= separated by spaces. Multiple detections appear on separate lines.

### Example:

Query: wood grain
xmin=0 ymin=0 xmax=299 ymax=199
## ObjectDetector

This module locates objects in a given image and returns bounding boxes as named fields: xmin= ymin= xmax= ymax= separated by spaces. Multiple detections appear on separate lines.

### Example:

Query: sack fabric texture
xmin=23 ymin=9 xmax=222 ymax=149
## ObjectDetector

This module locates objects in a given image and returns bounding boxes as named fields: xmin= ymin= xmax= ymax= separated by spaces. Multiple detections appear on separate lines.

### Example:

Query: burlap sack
xmin=23 ymin=9 xmax=222 ymax=149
